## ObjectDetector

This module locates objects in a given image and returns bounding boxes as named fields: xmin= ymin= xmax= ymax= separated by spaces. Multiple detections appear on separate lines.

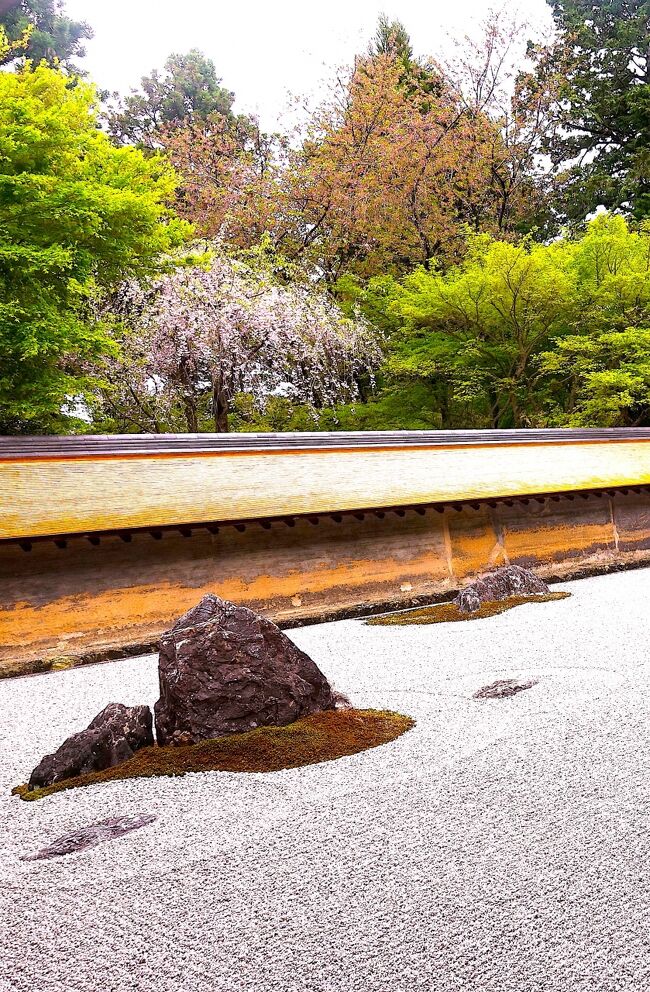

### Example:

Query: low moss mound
xmin=13 ymin=708 xmax=414 ymax=802
xmin=367 ymin=591 xmax=571 ymax=626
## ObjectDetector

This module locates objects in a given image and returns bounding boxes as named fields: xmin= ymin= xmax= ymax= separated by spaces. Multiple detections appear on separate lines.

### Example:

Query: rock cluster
xmin=26 ymin=594 xmax=338 ymax=789
xmin=28 ymin=703 xmax=153 ymax=790
xmin=454 ymin=565 xmax=549 ymax=614
xmin=155 ymin=594 xmax=336 ymax=745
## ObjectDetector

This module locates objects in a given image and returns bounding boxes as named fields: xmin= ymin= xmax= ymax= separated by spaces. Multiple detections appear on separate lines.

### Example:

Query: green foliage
xmin=540 ymin=214 xmax=650 ymax=425
xmin=352 ymin=214 xmax=650 ymax=430
xmin=107 ymin=49 xmax=235 ymax=147
xmin=541 ymin=0 xmax=650 ymax=220
xmin=376 ymin=236 xmax=575 ymax=427
xmin=0 ymin=63 xmax=190 ymax=433
xmin=0 ymin=0 xmax=92 ymax=71
xmin=542 ymin=327 xmax=650 ymax=426
xmin=229 ymin=382 xmax=445 ymax=433
xmin=369 ymin=15 xmax=414 ymax=64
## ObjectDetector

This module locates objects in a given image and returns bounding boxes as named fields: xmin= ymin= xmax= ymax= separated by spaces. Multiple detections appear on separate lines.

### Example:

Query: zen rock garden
xmin=15 ymin=565 xmax=555 ymax=802
xmin=17 ymin=593 xmax=411 ymax=800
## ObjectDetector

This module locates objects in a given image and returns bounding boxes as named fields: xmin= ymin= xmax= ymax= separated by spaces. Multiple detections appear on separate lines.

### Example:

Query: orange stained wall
xmin=1 ymin=490 xmax=649 ymax=672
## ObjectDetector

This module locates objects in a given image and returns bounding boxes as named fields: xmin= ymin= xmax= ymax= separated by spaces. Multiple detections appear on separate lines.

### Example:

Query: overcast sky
xmin=65 ymin=0 xmax=552 ymax=130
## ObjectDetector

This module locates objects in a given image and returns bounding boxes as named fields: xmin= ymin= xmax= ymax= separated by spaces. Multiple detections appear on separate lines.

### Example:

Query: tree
xmin=542 ymin=326 xmax=650 ymax=425
xmin=442 ymin=12 xmax=564 ymax=237
xmin=159 ymin=16 xmax=552 ymax=279
xmin=0 ymin=0 xmax=92 ymax=71
xmin=383 ymin=235 xmax=575 ymax=428
xmin=534 ymin=0 xmax=650 ymax=221
xmin=159 ymin=112 xmax=284 ymax=247
xmin=277 ymin=13 xmax=559 ymax=281
xmin=95 ymin=247 xmax=381 ymax=433
xmin=352 ymin=214 xmax=650 ymax=430
xmin=279 ymin=50 xmax=501 ymax=280
xmin=369 ymin=15 xmax=414 ymax=63
xmin=107 ymin=50 xmax=235 ymax=147
xmin=541 ymin=214 xmax=650 ymax=424
xmin=0 ymin=64 xmax=190 ymax=434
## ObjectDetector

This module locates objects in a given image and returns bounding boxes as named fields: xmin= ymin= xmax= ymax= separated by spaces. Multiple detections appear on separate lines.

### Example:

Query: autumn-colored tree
xmin=280 ymin=51 xmax=499 ymax=280
xmin=443 ymin=14 xmax=565 ymax=237
xmin=160 ymin=113 xmax=284 ymax=248
xmin=159 ymin=17 xmax=554 ymax=281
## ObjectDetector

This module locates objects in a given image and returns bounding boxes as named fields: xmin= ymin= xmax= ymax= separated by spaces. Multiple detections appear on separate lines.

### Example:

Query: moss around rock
xmin=12 ymin=709 xmax=414 ymax=802
xmin=367 ymin=591 xmax=571 ymax=626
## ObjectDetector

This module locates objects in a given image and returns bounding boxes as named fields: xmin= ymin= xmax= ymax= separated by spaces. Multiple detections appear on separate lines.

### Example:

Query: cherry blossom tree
xmin=98 ymin=247 xmax=381 ymax=433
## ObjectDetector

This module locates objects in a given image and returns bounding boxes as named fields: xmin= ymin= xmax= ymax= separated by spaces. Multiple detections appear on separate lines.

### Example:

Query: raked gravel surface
xmin=2 ymin=568 xmax=650 ymax=992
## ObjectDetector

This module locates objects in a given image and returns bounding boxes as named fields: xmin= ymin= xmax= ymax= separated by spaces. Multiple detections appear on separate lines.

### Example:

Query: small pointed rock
xmin=455 ymin=565 xmax=549 ymax=614
xmin=28 ymin=703 xmax=154 ymax=790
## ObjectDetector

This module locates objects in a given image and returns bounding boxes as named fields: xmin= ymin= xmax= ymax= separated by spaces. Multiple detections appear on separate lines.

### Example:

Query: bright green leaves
xmin=347 ymin=215 xmax=650 ymax=429
xmin=0 ymin=63 xmax=190 ymax=433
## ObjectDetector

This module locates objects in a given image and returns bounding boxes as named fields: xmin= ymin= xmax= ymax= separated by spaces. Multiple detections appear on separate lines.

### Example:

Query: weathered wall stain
xmin=2 ymin=491 xmax=650 ymax=668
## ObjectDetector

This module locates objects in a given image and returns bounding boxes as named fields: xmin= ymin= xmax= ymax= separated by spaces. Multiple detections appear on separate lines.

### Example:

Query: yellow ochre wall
xmin=2 ymin=490 xmax=650 ymax=674
xmin=3 ymin=439 xmax=650 ymax=540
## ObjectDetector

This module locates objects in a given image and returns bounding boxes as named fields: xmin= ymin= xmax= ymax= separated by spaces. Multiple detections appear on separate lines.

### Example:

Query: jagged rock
xmin=474 ymin=678 xmax=538 ymax=699
xmin=21 ymin=814 xmax=157 ymax=861
xmin=154 ymin=594 xmax=337 ymax=745
xmin=28 ymin=703 xmax=153 ymax=790
xmin=454 ymin=565 xmax=549 ymax=614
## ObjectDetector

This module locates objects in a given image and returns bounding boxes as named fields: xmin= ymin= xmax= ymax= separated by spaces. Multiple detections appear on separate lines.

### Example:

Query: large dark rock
xmin=28 ymin=703 xmax=153 ymax=790
xmin=454 ymin=565 xmax=549 ymax=614
xmin=154 ymin=594 xmax=336 ymax=745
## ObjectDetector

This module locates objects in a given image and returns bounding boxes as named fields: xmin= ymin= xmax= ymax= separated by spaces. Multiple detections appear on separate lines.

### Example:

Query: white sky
xmin=65 ymin=0 xmax=552 ymax=131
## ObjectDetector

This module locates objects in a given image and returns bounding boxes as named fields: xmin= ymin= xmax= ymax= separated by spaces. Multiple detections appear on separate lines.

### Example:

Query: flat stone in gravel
xmin=22 ymin=815 xmax=157 ymax=861
xmin=473 ymin=677 xmax=538 ymax=698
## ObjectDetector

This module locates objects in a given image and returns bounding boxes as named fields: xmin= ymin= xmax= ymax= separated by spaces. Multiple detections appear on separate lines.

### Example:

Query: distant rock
xmin=154 ymin=594 xmax=337 ymax=746
xmin=454 ymin=565 xmax=549 ymax=614
xmin=473 ymin=678 xmax=538 ymax=699
xmin=22 ymin=814 xmax=156 ymax=861
xmin=28 ymin=703 xmax=153 ymax=790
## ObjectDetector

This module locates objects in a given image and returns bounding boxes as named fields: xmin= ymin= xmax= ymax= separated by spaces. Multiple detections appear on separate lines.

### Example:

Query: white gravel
xmin=2 ymin=568 xmax=650 ymax=992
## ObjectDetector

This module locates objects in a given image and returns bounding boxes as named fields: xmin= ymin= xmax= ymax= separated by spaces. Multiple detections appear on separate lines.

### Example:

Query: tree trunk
xmin=212 ymin=381 xmax=229 ymax=433
xmin=182 ymin=396 xmax=198 ymax=433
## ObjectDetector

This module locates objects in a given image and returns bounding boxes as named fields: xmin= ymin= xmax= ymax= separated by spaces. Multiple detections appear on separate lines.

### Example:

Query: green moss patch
xmin=13 ymin=708 xmax=414 ymax=802
xmin=367 ymin=591 xmax=571 ymax=626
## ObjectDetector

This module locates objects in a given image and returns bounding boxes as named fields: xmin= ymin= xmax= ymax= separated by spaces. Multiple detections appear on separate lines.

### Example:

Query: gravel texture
xmin=2 ymin=568 xmax=649 ymax=992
